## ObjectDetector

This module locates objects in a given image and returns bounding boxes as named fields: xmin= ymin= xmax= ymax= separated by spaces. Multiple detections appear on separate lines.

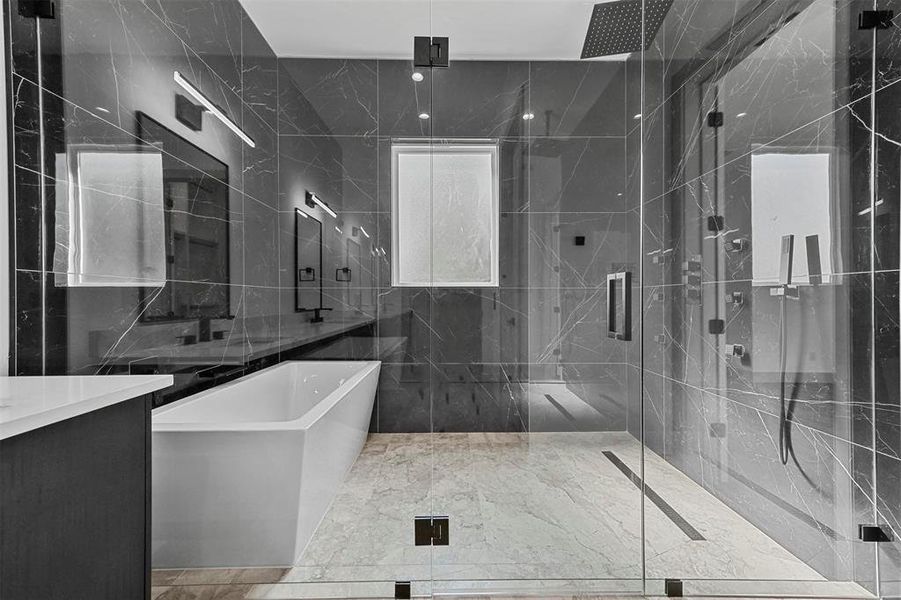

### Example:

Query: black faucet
xmin=311 ymin=307 xmax=333 ymax=324
xmin=198 ymin=316 xmax=212 ymax=342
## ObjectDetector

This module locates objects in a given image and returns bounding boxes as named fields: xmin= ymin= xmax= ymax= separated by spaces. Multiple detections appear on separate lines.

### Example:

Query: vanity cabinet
xmin=0 ymin=394 xmax=152 ymax=600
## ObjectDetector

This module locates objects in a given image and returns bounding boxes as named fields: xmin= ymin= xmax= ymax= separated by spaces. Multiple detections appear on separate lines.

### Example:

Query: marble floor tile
xmin=159 ymin=433 xmax=873 ymax=599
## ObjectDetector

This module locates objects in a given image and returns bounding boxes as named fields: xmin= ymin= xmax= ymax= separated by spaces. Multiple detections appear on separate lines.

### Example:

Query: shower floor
xmin=152 ymin=432 xmax=871 ymax=600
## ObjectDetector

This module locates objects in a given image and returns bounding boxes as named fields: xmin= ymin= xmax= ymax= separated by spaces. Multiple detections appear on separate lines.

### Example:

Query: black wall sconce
xmin=306 ymin=191 xmax=337 ymax=218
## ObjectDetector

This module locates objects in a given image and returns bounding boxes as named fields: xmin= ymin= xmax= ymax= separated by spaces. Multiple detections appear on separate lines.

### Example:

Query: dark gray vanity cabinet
xmin=0 ymin=395 xmax=151 ymax=600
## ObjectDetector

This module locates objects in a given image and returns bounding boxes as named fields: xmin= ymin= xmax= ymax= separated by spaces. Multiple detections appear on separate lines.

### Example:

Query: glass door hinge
xmin=414 ymin=36 xmax=450 ymax=68
xmin=18 ymin=0 xmax=55 ymax=18
xmin=395 ymin=581 xmax=412 ymax=599
xmin=859 ymin=10 xmax=894 ymax=30
xmin=414 ymin=516 xmax=449 ymax=546
xmin=859 ymin=524 xmax=893 ymax=542
xmin=665 ymin=578 xmax=683 ymax=597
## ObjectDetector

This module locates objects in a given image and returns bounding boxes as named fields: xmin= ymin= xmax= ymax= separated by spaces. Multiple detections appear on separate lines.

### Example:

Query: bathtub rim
xmin=151 ymin=360 xmax=380 ymax=433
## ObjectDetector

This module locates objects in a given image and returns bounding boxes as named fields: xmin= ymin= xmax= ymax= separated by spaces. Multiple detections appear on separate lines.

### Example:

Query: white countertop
xmin=0 ymin=375 xmax=174 ymax=440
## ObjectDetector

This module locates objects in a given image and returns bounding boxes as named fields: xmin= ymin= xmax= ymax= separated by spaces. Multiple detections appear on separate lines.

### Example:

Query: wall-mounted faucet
xmin=311 ymin=307 xmax=333 ymax=324
xmin=198 ymin=316 xmax=212 ymax=343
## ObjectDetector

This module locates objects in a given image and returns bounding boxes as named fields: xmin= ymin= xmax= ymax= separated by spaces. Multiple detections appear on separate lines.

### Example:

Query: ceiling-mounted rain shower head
xmin=580 ymin=0 xmax=674 ymax=59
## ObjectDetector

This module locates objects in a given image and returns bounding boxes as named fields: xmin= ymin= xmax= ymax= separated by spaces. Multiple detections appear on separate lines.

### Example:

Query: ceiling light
xmin=633 ymin=113 xmax=642 ymax=120
xmin=336 ymin=226 xmax=342 ymax=234
xmin=737 ymin=112 xmax=748 ymax=118
xmin=523 ymin=112 xmax=535 ymax=120
xmin=296 ymin=209 xmax=309 ymax=219
xmin=419 ymin=112 xmax=430 ymax=120
xmin=411 ymin=71 xmax=424 ymax=82
xmin=174 ymin=71 xmax=255 ymax=148
xmin=305 ymin=191 xmax=338 ymax=219
xmin=359 ymin=226 xmax=370 ymax=239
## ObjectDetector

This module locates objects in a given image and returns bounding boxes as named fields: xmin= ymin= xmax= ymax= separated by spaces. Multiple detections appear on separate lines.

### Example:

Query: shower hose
xmin=778 ymin=291 xmax=790 ymax=465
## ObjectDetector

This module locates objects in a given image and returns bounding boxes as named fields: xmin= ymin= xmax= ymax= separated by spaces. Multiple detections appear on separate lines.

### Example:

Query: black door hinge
xmin=665 ymin=578 xmax=684 ymax=597
xmin=859 ymin=524 xmax=893 ymax=542
xmin=414 ymin=516 xmax=449 ymax=545
xmin=708 ymin=319 xmax=725 ymax=335
xmin=859 ymin=10 xmax=894 ymax=30
xmin=707 ymin=215 xmax=724 ymax=232
xmin=18 ymin=0 xmax=55 ymax=18
xmin=394 ymin=581 xmax=412 ymax=599
xmin=707 ymin=111 xmax=724 ymax=128
xmin=414 ymin=36 xmax=450 ymax=68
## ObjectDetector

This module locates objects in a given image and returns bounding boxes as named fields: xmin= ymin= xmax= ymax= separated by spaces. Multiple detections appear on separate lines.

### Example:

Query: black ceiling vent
xmin=581 ymin=0 xmax=674 ymax=59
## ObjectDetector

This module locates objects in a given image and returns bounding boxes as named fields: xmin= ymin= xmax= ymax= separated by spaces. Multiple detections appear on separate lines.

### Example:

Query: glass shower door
xmin=640 ymin=0 xmax=880 ymax=596
xmin=425 ymin=1 xmax=645 ymax=595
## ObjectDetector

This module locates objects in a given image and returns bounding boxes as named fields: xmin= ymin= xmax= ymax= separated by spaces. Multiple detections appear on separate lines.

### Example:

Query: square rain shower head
xmin=580 ymin=0 xmax=674 ymax=59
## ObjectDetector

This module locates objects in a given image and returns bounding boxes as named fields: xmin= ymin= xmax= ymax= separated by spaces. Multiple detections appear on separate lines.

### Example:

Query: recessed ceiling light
xmin=633 ymin=113 xmax=642 ymax=120
xmin=411 ymin=71 xmax=424 ymax=82
xmin=737 ymin=112 xmax=748 ymax=118
xmin=418 ymin=113 xmax=430 ymax=120
xmin=523 ymin=112 xmax=535 ymax=120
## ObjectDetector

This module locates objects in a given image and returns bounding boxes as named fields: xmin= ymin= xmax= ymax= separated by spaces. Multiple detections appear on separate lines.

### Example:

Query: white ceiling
xmin=239 ymin=0 xmax=621 ymax=61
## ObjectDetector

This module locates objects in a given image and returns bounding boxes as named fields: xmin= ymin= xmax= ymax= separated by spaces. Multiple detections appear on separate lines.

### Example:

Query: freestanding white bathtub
xmin=151 ymin=361 xmax=380 ymax=568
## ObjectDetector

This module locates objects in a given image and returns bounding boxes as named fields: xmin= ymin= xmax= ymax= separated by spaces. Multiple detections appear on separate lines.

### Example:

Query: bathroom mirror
xmin=136 ymin=113 xmax=231 ymax=322
xmin=296 ymin=210 xmax=323 ymax=311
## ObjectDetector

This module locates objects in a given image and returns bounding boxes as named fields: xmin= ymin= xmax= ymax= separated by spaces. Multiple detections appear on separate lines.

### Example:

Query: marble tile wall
xmin=6 ymin=0 xmax=287 ymax=404
xmin=277 ymin=58 xmax=634 ymax=433
xmin=631 ymin=0 xmax=898 ymax=592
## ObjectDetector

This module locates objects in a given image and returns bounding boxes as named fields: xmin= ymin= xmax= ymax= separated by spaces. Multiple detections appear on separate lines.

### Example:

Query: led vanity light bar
xmin=306 ymin=191 xmax=338 ymax=219
xmin=174 ymin=71 xmax=256 ymax=148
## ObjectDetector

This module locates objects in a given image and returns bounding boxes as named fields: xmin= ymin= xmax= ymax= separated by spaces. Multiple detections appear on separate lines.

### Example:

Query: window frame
xmin=390 ymin=141 xmax=500 ymax=287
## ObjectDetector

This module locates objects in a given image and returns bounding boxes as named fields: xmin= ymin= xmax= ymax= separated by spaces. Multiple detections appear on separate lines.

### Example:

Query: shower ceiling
xmin=241 ymin=0 xmax=758 ymax=61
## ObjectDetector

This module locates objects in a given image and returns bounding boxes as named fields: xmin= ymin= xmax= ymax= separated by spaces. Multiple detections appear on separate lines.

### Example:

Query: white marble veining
xmin=163 ymin=432 xmax=872 ymax=599
xmin=0 ymin=375 xmax=173 ymax=440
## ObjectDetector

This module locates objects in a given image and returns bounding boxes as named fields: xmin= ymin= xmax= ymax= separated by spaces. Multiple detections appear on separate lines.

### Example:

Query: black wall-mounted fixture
xmin=664 ymin=578 xmax=683 ymax=597
xmin=859 ymin=524 xmax=893 ymax=542
xmin=175 ymin=94 xmax=204 ymax=132
xmin=174 ymin=71 xmax=255 ymax=147
xmin=859 ymin=10 xmax=894 ymax=30
xmin=305 ymin=191 xmax=337 ymax=218
xmin=394 ymin=582 xmax=412 ymax=600
xmin=17 ymin=0 xmax=55 ymax=18
xmin=707 ymin=111 xmax=724 ymax=128
xmin=574 ymin=236 xmax=586 ymax=246
xmin=708 ymin=319 xmax=725 ymax=335
xmin=806 ymin=234 xmax=822 ymax=285
xmin=581 ymin=0 xmax=674 ymax=59
xmin=414 ymin=36 xmax=450 ymax=68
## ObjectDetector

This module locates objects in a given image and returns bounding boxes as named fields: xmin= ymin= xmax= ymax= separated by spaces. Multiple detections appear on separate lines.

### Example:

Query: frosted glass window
xmin=751 ymin=152 xmax=836 ymax=285
xmin=392 ymin=143 xmax=499 ymax=287
xmin=53 ymin=147 xmax=166 ymax=287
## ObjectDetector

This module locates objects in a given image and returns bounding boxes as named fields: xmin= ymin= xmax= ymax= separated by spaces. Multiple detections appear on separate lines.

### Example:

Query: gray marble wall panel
xmin=277 ymin=57 xmax=634 ymax=434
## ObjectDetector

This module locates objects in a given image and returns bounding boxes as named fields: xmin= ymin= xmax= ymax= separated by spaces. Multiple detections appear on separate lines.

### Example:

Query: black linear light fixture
xmin=581 ymin=0 xmax=674 ymax=59
xmin=174 ymin=71 xmax=255 ymax=147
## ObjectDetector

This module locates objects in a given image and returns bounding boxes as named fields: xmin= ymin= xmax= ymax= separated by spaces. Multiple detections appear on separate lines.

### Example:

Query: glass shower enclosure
xmin=5 ymin=0 xmax=898 ymax=596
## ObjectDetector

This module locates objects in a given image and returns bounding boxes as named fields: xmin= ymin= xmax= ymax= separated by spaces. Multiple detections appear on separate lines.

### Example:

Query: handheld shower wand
xmin=777 ymin=234 xmax=822 ymax=466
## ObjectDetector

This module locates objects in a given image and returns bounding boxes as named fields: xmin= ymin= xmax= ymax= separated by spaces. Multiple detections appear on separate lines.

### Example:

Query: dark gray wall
xmin=277 ymin=58 xmax=633 ymax=432
xmin=7 ymin=0 xmax=280 ymax=401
